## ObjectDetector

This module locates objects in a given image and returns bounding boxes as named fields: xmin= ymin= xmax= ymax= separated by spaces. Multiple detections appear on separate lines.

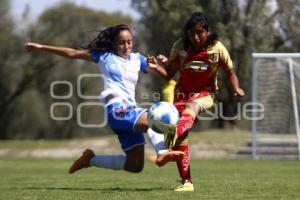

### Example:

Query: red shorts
xmin=174 ymin=90 xmax=214 ymax=115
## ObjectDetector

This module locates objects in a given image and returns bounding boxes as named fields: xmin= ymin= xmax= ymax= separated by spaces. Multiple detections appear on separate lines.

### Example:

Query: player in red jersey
xmin=151 ymin=12 xmax=244 ymax=191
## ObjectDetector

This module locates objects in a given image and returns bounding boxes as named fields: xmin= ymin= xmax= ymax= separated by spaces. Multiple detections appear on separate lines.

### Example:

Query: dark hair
xmin=86 ymin=24 xmax=132 ymax=52
xmin=182 ymin=12 xmax=218 ymax=51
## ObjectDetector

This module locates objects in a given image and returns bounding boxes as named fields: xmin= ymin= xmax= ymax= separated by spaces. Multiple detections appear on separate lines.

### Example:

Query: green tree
xmin=0 ymin=2 xmax=133 ymax=139
xmin=132 ymin=0 xmax=300 ymax=129
xmin=0 ymin=0 xmax=26 ymax=138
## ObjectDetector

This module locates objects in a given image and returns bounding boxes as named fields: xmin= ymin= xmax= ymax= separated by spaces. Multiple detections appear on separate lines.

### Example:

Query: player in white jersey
xmin=25 ymin=24 xmax=184 ymax=175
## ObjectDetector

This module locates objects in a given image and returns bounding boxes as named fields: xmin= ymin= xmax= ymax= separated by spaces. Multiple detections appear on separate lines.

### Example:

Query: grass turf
xmin=0 ymin=157 xmax=299 ymax=200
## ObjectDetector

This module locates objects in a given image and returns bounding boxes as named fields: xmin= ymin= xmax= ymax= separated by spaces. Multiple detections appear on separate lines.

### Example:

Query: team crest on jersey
xmin=184 ymin=60 xmax=210 ymax=72
xmin=211 ymin=53 xmax=220 ymax=62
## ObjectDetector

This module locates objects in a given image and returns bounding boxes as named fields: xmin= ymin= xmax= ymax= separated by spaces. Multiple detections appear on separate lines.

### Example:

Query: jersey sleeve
xmin=139 ymin=54 xmax=148 ymax=73
xmin=217 ymin=42 xmax=233 ymax=70
xmin=88 ymin=49 xmax=101 ymax=64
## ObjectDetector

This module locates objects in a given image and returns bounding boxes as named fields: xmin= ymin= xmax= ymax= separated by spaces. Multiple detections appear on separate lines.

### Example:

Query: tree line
xmin=0 ymin=0 xmax=299 ymax=139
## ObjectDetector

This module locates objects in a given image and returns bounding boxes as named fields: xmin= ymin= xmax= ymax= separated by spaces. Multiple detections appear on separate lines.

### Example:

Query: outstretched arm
xmin=225 ymin=69 xmax=244 ymax=97
xmin=147 ymin=54 xmax=178 ymax=80
xmin=24 ymin=42 xmax=93 ymax=61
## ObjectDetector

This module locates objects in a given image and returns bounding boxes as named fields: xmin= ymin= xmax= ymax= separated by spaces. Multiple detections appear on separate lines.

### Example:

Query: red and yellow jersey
xmin=170 ymin=38 xmax=233 ymax=96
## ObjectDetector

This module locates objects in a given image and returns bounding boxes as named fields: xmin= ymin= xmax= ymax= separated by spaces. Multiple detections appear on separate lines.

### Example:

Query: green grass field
xmin=1 ymin=157 xmax=300 ymax=200
xmin=1 ymin=131 xmax=300 ymax=199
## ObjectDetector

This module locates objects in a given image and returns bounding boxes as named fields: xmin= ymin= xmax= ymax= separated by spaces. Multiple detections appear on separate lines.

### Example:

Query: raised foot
xmin=155 ymin=150 xmax=185 ymax=167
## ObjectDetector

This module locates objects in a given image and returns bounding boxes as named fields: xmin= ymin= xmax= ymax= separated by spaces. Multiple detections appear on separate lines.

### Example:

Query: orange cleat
xmin=69 ymin=149 xmax=95 ymax=174
xmin=155 ymin=150 xmax=185 ymax=167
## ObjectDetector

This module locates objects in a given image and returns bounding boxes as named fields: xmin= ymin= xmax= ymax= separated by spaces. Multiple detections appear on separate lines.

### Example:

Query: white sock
xmin=90 ymin=155 xmax=126 ymax=170
xmin=146 ymin=128 xmax=168 ymax=155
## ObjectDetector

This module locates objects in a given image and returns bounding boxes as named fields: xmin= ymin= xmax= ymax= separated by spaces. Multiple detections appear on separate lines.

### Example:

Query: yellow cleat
xmin=174 ymin=182 xmax=194 ymax=192
xmin=147 ymin=154 xmax=157 ymax=163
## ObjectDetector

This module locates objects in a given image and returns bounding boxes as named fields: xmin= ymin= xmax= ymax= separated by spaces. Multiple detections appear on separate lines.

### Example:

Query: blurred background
xmin=0 ymin=0 xmax=299 ymax=140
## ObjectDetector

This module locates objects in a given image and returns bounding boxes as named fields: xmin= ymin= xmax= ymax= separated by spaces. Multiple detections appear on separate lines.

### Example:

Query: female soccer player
xmin=25 ymin=24 xmax=184 ymax=175
xmin=152 ymin=12 xmax=244 ymax=191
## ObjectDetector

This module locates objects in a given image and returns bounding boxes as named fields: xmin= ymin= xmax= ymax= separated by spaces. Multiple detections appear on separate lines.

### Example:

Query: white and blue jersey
xmin=90 ymin=50 xmax=148 ymax=106
xmin=90 ymin=50 xmax=148 ymax=151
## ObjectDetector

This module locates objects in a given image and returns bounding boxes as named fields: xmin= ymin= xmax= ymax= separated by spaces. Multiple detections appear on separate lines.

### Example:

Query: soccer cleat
xmin=147 ymin=154 xmax=157 ymax=163
xmin=174 ymin=182 xmax=194 ymax=192
xmin=69 ymin=149 xmax=95 ymax=174
xmin=164 ymin=127 xmax=178 ymax=149
xmin=155 ymin=150 xmax=185 ymax=167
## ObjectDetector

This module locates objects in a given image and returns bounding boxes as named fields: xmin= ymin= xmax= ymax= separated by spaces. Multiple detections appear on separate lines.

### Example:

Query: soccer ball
xmin=147 ymin=102 xmax=179 ymax=134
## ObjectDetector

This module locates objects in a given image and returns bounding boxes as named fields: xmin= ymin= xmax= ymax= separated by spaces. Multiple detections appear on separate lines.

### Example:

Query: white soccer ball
xmin=147 ymin=102 xmax=179 ymax=134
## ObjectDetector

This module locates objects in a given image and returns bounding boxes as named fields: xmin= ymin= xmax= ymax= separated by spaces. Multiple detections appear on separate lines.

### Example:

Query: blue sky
xmin=11 ymin=0 xmax=141 ymax=20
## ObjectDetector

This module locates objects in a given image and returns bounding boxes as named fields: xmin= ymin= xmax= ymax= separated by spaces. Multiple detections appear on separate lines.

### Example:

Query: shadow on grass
xmin=23 ymin=186 xmax=170 ymax=192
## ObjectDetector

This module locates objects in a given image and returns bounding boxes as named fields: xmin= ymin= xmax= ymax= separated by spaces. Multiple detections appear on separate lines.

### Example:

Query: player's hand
xmin=234 ymin=87 xmax=244 ymax=97
xmin=24 ymin=42 xmax=43 ymax=52
xmin=147 ymin=54 xmax=158 ymax=68
xmin=157 ymin=54 xmax=168 ymax=65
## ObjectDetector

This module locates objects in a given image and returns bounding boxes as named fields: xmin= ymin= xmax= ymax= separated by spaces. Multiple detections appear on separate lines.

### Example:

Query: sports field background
xmin=1 ymin=130 xmax=300 ymax=200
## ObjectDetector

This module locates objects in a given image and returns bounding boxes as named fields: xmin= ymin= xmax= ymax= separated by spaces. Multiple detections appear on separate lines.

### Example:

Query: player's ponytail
xmin=86 ymin=24 xmax=132 ymax=52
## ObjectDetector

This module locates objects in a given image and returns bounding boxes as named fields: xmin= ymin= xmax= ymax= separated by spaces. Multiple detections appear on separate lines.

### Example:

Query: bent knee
xmin=125 ymin=145 xmax=145 ymax=173
xmin=131 ymin=165 xmax=144 ymax=173
xmin=125 ymin=162 xmax=144 ymax=173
